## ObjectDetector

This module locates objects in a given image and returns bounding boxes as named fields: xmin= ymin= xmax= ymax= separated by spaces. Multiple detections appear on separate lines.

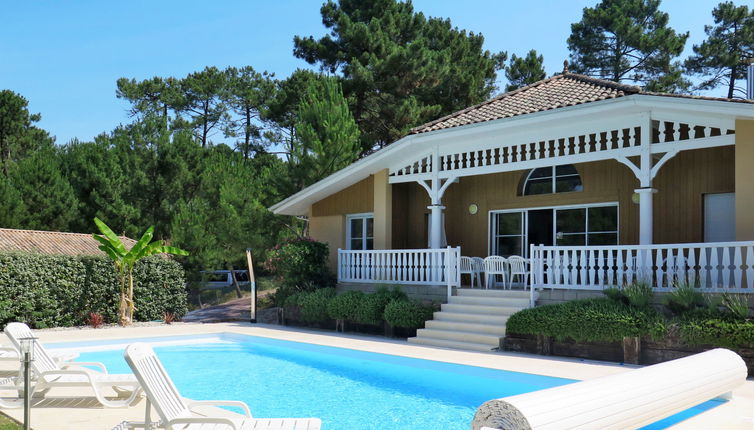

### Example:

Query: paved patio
xmin=0 ymin=322 xmax=751 ymax=429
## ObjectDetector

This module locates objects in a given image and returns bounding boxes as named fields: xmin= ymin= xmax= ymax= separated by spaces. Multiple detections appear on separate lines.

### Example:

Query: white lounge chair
xmin=124 ymin=342 xmax=322 ymax=430
xmin=4 ymin=322 xmax=141 ymax=408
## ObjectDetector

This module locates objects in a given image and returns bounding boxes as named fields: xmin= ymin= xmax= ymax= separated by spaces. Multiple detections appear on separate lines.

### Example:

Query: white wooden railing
xmin=530 ymin=241 xmax=754 ymax=293
xmin=338 ymin=247 xmax=461 ymax=300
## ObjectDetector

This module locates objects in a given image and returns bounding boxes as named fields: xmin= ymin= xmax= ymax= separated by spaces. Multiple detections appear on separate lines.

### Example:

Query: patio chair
xmin=124 ymin=343 xmax=322 ymax=430
xmin=460 ymin=256 xmax=482 ymax=288
xmin=4 ymin=322 xmax=142 ymax=408
xmin=507 ymin=256 xmax=530 ymax=288
xmin=472 ymin=257 xmax=486 ymax=288
xmin=483 ymin=256 xmax=508 ymax=289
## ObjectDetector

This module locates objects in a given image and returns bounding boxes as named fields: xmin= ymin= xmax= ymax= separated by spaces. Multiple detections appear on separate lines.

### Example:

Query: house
xmin=271 ymin=71 xmax=754 ymax=350
xmin=0 ymin=228 xmax=136 ymax=257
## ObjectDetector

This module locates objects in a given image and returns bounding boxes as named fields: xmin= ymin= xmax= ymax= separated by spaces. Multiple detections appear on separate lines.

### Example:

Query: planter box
xmin=504 ymin=333 xmax=754 ymax=376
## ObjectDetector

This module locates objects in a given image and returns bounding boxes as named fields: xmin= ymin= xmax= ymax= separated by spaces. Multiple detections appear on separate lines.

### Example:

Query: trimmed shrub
xmin=506 ymin=298 xmax=666 ymax=343
xmin=679 ymin=316 xmax=754 ymax=348
xmin=265 ymin=238 xmax=335 ymax=304
xmin=355 ymin=286 xmax=407 ymax=325
xmin=383 ymin=299 xmax=434 ymax=329
xmin=0 ymin=252 xmax=187 ymax=328
xmin=299 ymin=287 xmax=336 ymax=324
xmin=327 ymin=290 xmax=364 ymax=322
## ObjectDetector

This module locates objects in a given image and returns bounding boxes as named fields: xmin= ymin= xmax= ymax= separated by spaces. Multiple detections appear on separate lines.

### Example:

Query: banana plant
xmin=93 ymin=217 xmax=189 ymax=326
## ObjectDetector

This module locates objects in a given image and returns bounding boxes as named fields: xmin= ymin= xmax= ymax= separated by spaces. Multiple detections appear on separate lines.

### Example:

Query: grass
xmin=0 ymin=413 xmax=21 ymax=430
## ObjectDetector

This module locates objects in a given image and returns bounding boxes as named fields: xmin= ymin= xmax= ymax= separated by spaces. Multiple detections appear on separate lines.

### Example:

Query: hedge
xmin=679 ymin=316 xmax=754 ymax=349
xmin=383 ymin=299 xmax=435 ymax=329
xmin=0 ymin=252 xmax=187 ymax=328
xmin=505 ymin=298 xmax=667 ymax=343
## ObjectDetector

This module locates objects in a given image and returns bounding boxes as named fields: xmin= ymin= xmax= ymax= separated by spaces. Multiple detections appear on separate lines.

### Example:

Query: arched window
xmin=521 ymin=165 xmax=582 ymax=196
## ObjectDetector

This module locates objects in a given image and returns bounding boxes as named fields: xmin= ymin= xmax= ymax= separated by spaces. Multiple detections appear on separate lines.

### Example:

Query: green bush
xmin=383 ymin=299 xmax=434 ymax=329
xmin=0 ymin=252 xmax=187 ymax=328
xmin=327 ymin=290 xmax=364 ymax=322
xmin=299 ymin=287 xmax=336 ymax=324
xmin=721 ymin=293 xmax=750 ymax=320
xmin=265 ymin=238 xmax=335 ymax=304
xmin=665 ymin=283 xmax=705 ymax=315
xmin=623 ymin=282 xmax=653 ymax=309
xmin=355 ymin=286 xmax=407 ymax=325
xmin=506 ymin=298 xmax=666 ymax=343
xmin=679 ymin=316 xmax=754 ymax=348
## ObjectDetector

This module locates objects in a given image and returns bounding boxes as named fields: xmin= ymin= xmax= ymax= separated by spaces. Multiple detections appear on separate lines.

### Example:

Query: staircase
xmin=407 ymin=289 xmax=536 ymax=352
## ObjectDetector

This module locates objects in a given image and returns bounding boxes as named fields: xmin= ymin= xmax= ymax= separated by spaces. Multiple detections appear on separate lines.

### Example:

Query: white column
xmin=428 ymin=204 xmax=445 ymax=249
xmin=635 ymin=188 xmax=656 ymax=245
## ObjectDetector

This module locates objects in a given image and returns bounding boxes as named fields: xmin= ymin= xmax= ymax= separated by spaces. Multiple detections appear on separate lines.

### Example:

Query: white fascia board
xmin=269 ymin=134 xmax=418 ymax=215
xmin=632 ymin=95 xmax=754 ymax=119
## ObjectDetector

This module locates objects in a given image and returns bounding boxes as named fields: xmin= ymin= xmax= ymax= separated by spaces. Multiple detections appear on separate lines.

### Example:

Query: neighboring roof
xmin=410 ymin=73 xmax=754 ymax=135
xmin=0 ymin=228 xmax=137 ymax=257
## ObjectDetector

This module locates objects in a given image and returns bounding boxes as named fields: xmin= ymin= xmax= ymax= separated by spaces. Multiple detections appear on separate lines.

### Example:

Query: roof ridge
xmin=560 ymin=73 xmax=642 ymax=94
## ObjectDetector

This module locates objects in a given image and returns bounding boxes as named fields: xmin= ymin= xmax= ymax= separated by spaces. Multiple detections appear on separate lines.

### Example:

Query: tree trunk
xmin=244 ymin=107 xmax=252 ymax=159
xmin=229 ymin=265 xmax=243 ymax=299
xmin=728 ymin=65 xmax=737 ymax=99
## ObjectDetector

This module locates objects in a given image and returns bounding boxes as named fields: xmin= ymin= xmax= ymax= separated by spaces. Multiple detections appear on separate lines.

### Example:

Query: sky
xmin=0 ymin=0 xmax=731 ymax=145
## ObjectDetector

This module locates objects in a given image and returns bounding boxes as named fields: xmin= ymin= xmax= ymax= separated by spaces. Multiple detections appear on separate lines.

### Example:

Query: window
xmin=491 ymin=212 xmax=525 ymax=256
xmin=522 ymin=165 xmax=583 ymax=196
xmin=555 ymin=205 xmax=618 ymax=246
xmin=346 ymin=214 xmax=374 ymax=250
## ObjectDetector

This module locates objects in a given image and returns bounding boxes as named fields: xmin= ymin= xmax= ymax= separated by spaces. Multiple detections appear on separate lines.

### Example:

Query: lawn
xmin=0 ymin=414 xmax=20 ymax=430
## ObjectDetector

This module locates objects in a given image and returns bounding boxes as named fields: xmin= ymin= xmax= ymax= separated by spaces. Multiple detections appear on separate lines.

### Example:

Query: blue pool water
xmin=62 ymin=334 xmax=721 ymax=430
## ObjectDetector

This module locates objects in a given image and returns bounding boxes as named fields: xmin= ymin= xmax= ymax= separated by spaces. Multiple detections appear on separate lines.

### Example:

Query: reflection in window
xmin=555 ymin=205 xmax=618 ymax=246
xmin=522 ymin=165 xmax=583 ymax=196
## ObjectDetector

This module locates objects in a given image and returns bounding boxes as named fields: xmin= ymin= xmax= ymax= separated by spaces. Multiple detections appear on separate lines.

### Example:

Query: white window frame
xmin=345 ymin=213 xmax=374 ymax=250
xmin=522 ymin=165 xmax=583 ymax=196
xmin=488 ymin=202 xmax=619 ymax=257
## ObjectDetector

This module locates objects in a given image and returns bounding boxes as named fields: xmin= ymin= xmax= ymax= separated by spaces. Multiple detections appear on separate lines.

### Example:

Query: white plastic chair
xmin=507 ymin=256 xmax=530 ymax=288
xmin=4 ymin=322 xmax=142 ymax=408
xmin=472 ymin=257 xmax=485 ymax=288
xmin=460 ymin=256 xmax=482 ymax=288
xmin=124 ymin=343 xmax=322 ymax=430
xmin=484 ymin=256 xmax=508 ymax=289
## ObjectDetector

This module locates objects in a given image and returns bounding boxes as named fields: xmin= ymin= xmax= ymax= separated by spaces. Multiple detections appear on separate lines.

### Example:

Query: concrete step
xmin=456 ymin=288 xmax=536 ymax=300
xmin=433 ymin=311 xmax=510 ymax=325
xmin=407 ymin=336 xmax=497 ymax=352
xmin=440 ymin=303 xmax=523 ymax=315
xmin=448 ymin=295 xmax=530 ymax=307
xmin=415 ymin=328 xmax=501 ymax=345
xmin=425 ymin=319 xmax=506 ymax=336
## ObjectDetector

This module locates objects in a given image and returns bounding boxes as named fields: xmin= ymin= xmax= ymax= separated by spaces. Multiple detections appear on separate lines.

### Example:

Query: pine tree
xmin=0 ymin=90 xmax=54 ymax=176
xmin=287 ymin=76 xmax=360 ymax=192
xmin=685 ymin=2 xmax=754 ymax=99
xmin=567 ymin=0 xmax=689 ymax=91
xmin=223 ymin=66 xmax=276 ymax=158
xmin=505 ymin=50 xmax=546 ymax=91
xmin=293 ymin=0 xmax=505 ymax=151
xmin=180 ymin=66 xmax=230 ymax=147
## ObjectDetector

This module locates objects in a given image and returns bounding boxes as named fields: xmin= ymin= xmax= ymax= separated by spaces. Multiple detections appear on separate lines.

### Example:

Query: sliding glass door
xmin=490 ymin=203 xmax=618 ymax=257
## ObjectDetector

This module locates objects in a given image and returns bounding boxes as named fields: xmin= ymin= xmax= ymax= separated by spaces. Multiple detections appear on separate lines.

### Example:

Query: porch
xmin=337 ymin=240 xmax=754 ymax=303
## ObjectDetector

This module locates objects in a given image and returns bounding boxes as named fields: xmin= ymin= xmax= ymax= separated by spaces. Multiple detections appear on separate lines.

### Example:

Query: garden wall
xmin=0 ymin=252 xmax=187 ymax=328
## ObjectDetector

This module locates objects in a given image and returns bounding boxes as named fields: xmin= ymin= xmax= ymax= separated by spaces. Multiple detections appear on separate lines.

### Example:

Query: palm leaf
xmin=93 ymin=217 xmax=127 ymax=255
xmin=92 ymin=234 xmax=124 ymax=256
xmin=97 ymin=244 xmax=122 ymax=264
xmin=126 ymin=226 xmax=155 ymax=259
xmin=157 ymin=245 xmax=189 ymax=256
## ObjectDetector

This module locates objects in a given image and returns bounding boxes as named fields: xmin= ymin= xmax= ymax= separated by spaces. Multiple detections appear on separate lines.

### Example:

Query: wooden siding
xmin=311 ymin=176 xmax=374 ymax=217
xmin=391 ymin=146 xmax=734 ymax=256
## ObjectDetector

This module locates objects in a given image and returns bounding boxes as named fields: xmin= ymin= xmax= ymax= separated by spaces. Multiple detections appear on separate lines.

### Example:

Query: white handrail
xmin=338 ymin=247 xmax=461 ymax=297
xmin=531 ymin=240 xmax=754 ymax=292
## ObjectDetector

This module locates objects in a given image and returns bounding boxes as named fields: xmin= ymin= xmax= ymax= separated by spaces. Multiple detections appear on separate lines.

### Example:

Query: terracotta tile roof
xmin=410 ymin=73 xmax=754 ymax=135
xmin=0 ymin=228 xmax=136 ymax=257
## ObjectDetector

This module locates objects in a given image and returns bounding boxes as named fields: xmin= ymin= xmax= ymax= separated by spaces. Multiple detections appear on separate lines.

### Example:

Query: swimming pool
xmin=56 ymin=333 xmax=720 ymax=430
